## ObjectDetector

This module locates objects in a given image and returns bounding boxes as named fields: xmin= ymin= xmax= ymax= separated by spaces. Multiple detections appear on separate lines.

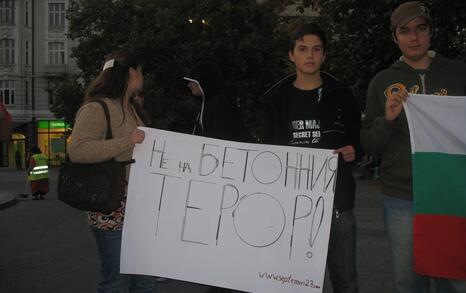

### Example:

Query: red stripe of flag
xmin=414 ymin=214 xmax=466 ymax=279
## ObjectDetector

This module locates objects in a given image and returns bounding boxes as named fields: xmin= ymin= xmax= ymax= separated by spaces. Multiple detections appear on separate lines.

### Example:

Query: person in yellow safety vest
xmin=27 ymin=146 xmax=49 ymax=200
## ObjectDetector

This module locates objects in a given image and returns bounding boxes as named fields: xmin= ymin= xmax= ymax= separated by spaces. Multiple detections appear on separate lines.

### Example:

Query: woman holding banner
xmin=68 ymin=50 xmax=157 ymax=293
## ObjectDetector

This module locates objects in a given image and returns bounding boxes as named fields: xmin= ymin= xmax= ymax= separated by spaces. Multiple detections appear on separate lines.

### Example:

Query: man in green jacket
xmin=360 ymin=2 xmax=466 ymax=292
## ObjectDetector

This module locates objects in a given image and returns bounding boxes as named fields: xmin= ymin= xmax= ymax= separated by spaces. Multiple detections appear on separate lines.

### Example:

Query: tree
xmin=295 ymin=0 xmax=466 ymax=107
xmin=49 ymin=74 xmax=84 ymax=126
xmin=60 ymin=0 xmax=290 ymax=134
xmin=55 ymin=0 xmax=466 ymax=130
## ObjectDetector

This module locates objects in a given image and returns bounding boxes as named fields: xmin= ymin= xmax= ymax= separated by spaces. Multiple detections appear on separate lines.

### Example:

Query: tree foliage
xmin=49 ymin=74 xmax=84 ymax=126
xmin=53 ymin=0 xmax=466 ymax=129
xmin=299 ymin=0 xmax=466 ymax=107
xmin=60 ymin=0 xmax=290 ymax=133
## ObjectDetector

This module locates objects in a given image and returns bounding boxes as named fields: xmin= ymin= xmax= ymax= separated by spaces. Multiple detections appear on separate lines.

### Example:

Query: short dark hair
xmin=289 ymin=23 xmax=327 ymax=52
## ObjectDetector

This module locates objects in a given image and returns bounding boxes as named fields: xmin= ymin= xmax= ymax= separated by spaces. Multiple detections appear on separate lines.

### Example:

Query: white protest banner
xmin=121 ymin=127 xmax=338 ymax=293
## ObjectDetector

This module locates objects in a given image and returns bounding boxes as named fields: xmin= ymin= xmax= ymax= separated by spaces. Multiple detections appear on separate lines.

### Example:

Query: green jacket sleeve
xmin=360 ymin=78 xmax=398 ymax=155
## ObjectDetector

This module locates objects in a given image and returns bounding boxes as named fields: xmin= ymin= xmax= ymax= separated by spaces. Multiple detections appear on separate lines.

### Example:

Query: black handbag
xmin=57 ymin=100 xmax=134 ymax=213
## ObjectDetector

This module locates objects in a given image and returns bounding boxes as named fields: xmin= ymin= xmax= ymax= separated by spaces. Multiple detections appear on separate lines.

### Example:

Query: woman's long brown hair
xmin=83 ymin=49 xmax=149 ymax=125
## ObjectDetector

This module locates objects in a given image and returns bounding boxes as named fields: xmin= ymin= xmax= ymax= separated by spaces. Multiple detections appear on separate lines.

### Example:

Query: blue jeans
xmin=383 ymin=195 xmax=466 ymax=293
xmin=91 ymin=227 xmax=157 ymax=293
xmin=327 ymin=210 xmax=359 ymax=293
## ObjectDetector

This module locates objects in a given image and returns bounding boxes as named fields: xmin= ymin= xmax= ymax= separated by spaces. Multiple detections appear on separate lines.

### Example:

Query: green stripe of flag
xmin=413 ymin=152 xmax=466 ymax=217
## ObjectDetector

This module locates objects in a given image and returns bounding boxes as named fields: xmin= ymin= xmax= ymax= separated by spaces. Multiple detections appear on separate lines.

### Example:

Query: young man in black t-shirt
xmin=262 ymin=23 xmax=361 ymax=293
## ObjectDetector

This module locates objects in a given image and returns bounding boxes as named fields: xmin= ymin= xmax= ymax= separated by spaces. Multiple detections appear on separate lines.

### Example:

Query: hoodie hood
xmin=390 ymin=51 xmax=450 ymax=73
xmin=263 ymin=71 xmax=345 ymax=101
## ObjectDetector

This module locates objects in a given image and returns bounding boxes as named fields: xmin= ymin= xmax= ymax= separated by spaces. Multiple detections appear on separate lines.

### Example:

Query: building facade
xmin=0 ymin=0 xmax=78 ymax=168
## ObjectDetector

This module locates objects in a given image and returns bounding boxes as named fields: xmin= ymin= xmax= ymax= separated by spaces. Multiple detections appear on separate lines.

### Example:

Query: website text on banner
xmin=121 ymin=127 xmax=338 ymax=293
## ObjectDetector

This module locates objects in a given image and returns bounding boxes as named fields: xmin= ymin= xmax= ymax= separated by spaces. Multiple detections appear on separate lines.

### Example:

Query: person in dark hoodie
xmin=184 ymin=62 xmax=250 ymax=293
xmin=262 ymin=22 xmax=361 ymax=293
xmin=361 ymin=2 xmax=466 ymax=292
xmin=184 ymin=61 xmax=251 ymax=143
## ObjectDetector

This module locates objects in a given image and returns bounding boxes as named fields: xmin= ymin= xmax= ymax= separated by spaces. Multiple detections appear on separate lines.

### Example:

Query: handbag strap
xmin=91 ymin=100 xmax=135 ymax=166
xmin=93 ymin=100 xmax=113 ymax=139
xmin=90 ymin=100 xmax=135 ymax=167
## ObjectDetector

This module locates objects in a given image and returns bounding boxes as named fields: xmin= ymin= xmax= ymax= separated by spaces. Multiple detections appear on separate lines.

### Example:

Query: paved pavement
xmin=0 ymin=167 xmax=394 ymax=293
xmin=0 ymin=169 xmax=21 ymax=209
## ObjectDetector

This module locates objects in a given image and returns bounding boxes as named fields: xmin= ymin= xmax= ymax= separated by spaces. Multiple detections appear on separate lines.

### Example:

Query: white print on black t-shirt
xmin=290 ymin=119 xmax=321 ymax=145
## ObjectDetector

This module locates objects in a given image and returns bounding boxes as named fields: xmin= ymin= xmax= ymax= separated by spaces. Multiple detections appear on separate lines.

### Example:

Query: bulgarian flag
xmin=404 ymin=94 xmax=466 ymax=280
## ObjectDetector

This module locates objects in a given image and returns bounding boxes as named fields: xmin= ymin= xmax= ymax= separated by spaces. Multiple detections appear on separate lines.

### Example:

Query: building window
xmin=0 ymin=39 xmax=15 ymax=64
xmin=25 ymin=40 xmax=28 ymax=65
xmin=48 ymin=2 xmax=65 ymax=28
xmin=0 ymin=0 xmax=15 ymax=25
xmin=25 ymin=1 xmax=28 ymax=26
xmin=25 ymin=80 xmax=28 ymax=105
xmin=48 ymin=42 xmax=65 ymax=65
xmin=1 ymin=80 xmax=15 ymax=105
xmin=47 ymin=89 xmax=54 ymax=105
